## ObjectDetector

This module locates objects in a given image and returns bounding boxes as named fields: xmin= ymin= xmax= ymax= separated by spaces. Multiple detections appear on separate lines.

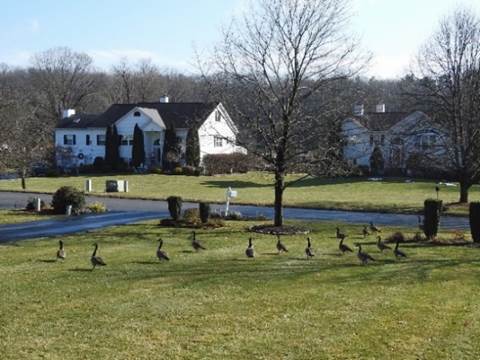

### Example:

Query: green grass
xmin=1 ymin=220 xmax=480 ymax=359
xmin=0 ymin=172 xmax=478 ymax=215
xmin=0 ymin=209 xmax=55 ymax=224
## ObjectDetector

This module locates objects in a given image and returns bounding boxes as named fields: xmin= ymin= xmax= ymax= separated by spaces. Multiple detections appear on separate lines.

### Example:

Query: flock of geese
xmin=54 ymin=222 xmax=408 ymax=270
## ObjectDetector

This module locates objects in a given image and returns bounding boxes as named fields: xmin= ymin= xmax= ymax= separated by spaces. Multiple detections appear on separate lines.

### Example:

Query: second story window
xmin=97 ymin=134 xmax=106 ymax=146
xmin=63 ymin=134 xmax=76 ymax=145
xmin=214 ymin=136 xmax=223 ymax=147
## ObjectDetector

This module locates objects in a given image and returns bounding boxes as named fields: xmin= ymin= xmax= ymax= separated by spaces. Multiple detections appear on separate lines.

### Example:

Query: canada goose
xmin=305 ymin=237 xmax=315 ymax=259
xmin=336 ymin=227 xmax=347 ymax=241
xmin=191 ymin=231 xmax=206 ymax=251
xmin=276 ymin=236 xmax=288 ymax=253
xmin=156 ymin=239 xmax=170 ymax=261
xmin=56 ymin=240 xmax=66 ymax=261
xmin=356 ymin=244 xmax=375 ymax=265
xmin=376 ymin=236 xmax=391 ymax=252
xmin=369 ymin=221 xmax=381 ymax=233
xmin=394 ymin=240 xmax=407 ymax=259
xmin=91 ymin=243 xmax=106 ymax=270
xmin=339 ymin=238 xmax=353 ymax=254
xmin=245 ymin=237 xmax=254 ymax=258
xmin=362 ymin=225 xmax=370 ymax=238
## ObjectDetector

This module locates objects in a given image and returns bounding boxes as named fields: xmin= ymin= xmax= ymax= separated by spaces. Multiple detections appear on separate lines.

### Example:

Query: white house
xmin=55 ymin=96 xmax=245 ymax=169
xmin=342 ymin=104 xmax=450 ymax=174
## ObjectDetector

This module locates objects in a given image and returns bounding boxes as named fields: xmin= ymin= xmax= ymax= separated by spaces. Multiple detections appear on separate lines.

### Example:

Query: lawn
xmin=0 ymin=172 xmax=478 ymax=215
xmin=1 ymin=220 xmax=480 ymax=359
xmin=0 ymin=209 xmax=55 ymax=225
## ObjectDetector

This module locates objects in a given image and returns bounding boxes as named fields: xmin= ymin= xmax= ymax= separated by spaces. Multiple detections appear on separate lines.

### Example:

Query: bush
xmin=199 ymin=202 xmax=210 ymax=223
xmin=150 ymin=167 xmax=163 ymax=175
xmin=182 ymin=166 xmax=201 ymax=176
xmin=86 ymin=202 xmax=107 ymax=213
xmin=469 ymin=202 xmax=480 ymax=243
xmin=183 ymin=208 xmax=200 ymax=225
xmin=424 ymin=199 xmax=442 ymax=240
xmin=173 ymin=167 xmax=183 ymax=175
xmin=51 ymin=186 xmax=85 ymax=215
xmin=45 ymin=168 xmax=61 ymax=177
xmin=25 ymin=198 xmax=46 ymax=211
xmin=93 ymin=157 xmax=105 ymax=170
xmin=226 ymin=211 xmax=243 ymax=220
xmin=202 ymin=153 xmax=256 ymax=175
xmin=167 ymin=196 xmax=182 ymax=221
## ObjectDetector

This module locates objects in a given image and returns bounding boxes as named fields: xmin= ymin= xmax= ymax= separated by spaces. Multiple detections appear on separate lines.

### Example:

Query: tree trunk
xmin=20 ymin=168 xmax=27 ymax=190
xmin=460 ymin=181 xmax=470 ymax=203
xmin=274 ymin=171 xmax=285 ymax=226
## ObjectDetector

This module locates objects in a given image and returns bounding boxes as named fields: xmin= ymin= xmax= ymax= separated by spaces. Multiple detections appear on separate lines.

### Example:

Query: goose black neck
xmin=92 ymin=244 xmax=98 ymax=257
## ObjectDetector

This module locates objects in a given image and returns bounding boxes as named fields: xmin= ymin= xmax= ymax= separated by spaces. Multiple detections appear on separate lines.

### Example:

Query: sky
xmin=1 ymin=0 xmax=480 ymax=79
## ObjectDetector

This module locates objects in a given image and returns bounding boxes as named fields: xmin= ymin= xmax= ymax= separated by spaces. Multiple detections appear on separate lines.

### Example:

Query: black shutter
xmin=64 ymin=135 xmax=67 ymax=145
xmin=73 ymin=135 xmax=76 ymax=145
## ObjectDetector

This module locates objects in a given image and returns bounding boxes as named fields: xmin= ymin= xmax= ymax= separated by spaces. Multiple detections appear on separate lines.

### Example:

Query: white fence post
xmin=85 ymin=179 xmax=93 ymax=192
xmin=35 ymin=197 xmax=42 ymax=212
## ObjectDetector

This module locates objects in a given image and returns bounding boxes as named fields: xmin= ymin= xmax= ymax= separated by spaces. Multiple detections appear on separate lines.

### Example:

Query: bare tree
xmin=414 ymin=7 xmax=480 ymax=203
xmin=29 ymin=47 xmax=99 ymax=124
xmin=0 ymin=66 xmax=50 ymax=189
xmin=203 ymin=0 xmax=367 ymax=226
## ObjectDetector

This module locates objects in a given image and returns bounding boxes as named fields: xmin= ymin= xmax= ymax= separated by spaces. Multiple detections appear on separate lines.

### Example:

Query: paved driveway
xmin=0 ymin=191 xmax=470 ymax=242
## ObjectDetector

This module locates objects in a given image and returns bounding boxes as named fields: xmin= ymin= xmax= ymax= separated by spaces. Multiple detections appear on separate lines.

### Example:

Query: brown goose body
xmin=245 ymin=238 xmax=254 ymax=258
xmin=356 ymin=244 xmax=375 ymax=265
xmin=56 ymin=240 xmax=66 ymax=260
xmin=339 ymin=238 xmax=353 ymax=254
xmin=276 ymin=236 xmax=288 ymax=253
xmin=376 ymin=236 xmax=391 ymax=252
xmin=191 ymin=231 xmax=206 ymax=251
xmin=91 ymin=243 xmax=106 ymax=270
xmin=157 ymin=239 xmax=170 ymax=261
xmin=305 ymin=237 xmax=315 ymax=258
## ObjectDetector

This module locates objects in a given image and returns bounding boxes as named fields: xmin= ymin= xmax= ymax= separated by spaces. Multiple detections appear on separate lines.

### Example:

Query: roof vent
xmin=62 ymin=109 xmax=76 ymax=119
xmin=73 ymin=118 xmax=81 ymax=124
xmin=353 ymin=104 xmax=364 ymax=116
xmin=159 ymin=95 xmax=169 ymax=103
xmin=376 ymin=104 xmax=386 ymax=113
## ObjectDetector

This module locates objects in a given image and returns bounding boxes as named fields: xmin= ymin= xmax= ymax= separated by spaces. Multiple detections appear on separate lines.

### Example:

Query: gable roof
xmin=347 ymin=112 xmax=409 ymax=131
xmin=57 ymin=102 xmax=219 ymax=129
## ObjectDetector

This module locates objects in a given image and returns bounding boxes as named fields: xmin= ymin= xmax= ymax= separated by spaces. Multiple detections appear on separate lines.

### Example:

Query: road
xmin=0 ymin=191 xmax=470 ymax=242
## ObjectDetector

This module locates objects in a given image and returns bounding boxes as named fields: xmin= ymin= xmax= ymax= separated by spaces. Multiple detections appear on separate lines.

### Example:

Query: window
xmin=369 ymin=135 xmax=374 ymax=146
xmin=134 ymin=111 xmax=141 ymax=117
xmin=63 ymin=134 xmax=76 ymax=145
xmin=153 ymin=139 xmax=161 ymax=146
xmin=381 ymin=135 xmax=385 ymax=146
xmin=176 ymin=136 xmax=183 ymax=144
xmin=215 ymin=111 xmax=222 ymax=122
xmin=97 ymin=134 xmax=106 ymax=145
xmin=121 ymin=136 xmax=133 ymax=146
xmin=214 ymin=136 xmax=223 ymax=147
xmin=86 ymin=134 xmax=91 ymax=146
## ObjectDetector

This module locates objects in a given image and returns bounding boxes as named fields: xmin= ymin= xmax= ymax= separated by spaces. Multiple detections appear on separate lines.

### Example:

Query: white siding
xmin=55 ymin=128 xmax=106 ymax=167
xmin=198 ymin=107 xmax=239 ymax=159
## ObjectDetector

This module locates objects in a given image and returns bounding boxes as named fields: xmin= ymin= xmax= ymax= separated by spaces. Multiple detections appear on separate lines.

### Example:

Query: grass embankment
xmin=1 ymin=220 xmax=480 ymax=359
xmin=0 ymin=172 xmax=478 ymax=215
xmin=0 ymin=210 xmax=55 ymax=225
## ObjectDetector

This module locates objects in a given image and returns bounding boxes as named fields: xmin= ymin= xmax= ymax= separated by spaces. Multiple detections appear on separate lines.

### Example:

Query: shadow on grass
xmin=37 ymin=259 xmax=57 ymax=263
xmin=131 ymin=261 xmax=160 ymax=265
xmin=69 ymin=268 xmax=93 ymax=272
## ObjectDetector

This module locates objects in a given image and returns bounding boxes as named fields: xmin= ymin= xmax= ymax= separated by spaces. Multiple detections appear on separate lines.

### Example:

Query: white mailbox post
xmin=35 ymin=197 xmax=42 ymax=212
xmin=225 ymin=187 xmax=238 ymax=216
xmin=85 ymin=179 xmax=93 ymax=193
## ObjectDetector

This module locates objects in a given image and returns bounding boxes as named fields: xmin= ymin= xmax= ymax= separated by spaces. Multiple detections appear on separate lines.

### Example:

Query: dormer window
xmin=134 ymin=111 xmax=141 ymax=117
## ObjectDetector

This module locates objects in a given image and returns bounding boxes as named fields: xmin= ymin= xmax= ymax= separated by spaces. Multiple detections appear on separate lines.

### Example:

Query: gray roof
xmin=350 ymin=112 xmax=409 ymax=131
xmin=57 ymin=102 xmax=219 ymax=129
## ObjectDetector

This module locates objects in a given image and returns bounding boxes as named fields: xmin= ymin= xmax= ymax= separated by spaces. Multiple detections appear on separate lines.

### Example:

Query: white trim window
xmin=97 ymin=134 xmax=106 ymax=145
xmin=63 ymin=134 xmax=76 ymax=145
xmin=121 ymin=135 xmax=133 ymax=146
xmin=214 ymin=136 xmax=223 ymax=147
